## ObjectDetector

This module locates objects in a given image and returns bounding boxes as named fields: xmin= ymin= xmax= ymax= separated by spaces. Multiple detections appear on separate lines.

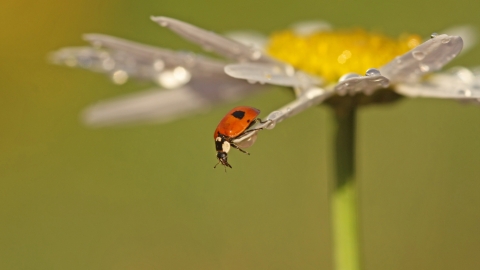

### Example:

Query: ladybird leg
xmin=230 ymin=143 xmax=250 ymax=155
xmin=256 ymin=118 xmax=272 ymax=124
xmin=214 ymin=160 xmax=232 ymax=171
xmin=241 ymin=120 xmax=272 ymax=134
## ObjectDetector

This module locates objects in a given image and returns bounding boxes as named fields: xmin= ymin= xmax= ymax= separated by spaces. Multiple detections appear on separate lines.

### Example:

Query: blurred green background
xmin=2 ymin=0 xmax=480 ymax=269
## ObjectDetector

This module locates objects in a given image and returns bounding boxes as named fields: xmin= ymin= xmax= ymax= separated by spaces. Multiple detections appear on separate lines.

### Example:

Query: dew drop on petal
xmin=102 ymin=58 xmax=115 ymax=71
xmin=284 ymin=65 xmax=295 ymax=76
xmin=365 ymin=68 xmax=381 ymax=76
xmin=419 ymin=64 xmax=430 ymax=72
xmin=173 ymin=66 xmax=190 ymax=82
xmin=412 ymin=51 xmax=425 ymax=61
xmin=305 ymin=88 xmax=324 ymax=99
xmin=65 ymin=57 xmax=77 ymax=67
xmin=285 ymin=107 xmax=292 ymax=116
xmin=430 ymin=33 xmax=439 ymax=39
xmin=339 ymin=73 xmax=359 ymax=82
xmin=266 ymin=111 xmax=282 ymax=127
xmin=458 ymin=89 xmax=472 ymax=97
xmin=111 ymin=70 xmax=128 ymax=85
xmin=153 ymin=60 xmax=165 ymax=71
xmin=250 ymin=50 xmax=262 ymax=60
xmin=158 ymin=70 xmax=186 ymax=88
xmin=441 ymin=37 xmax=451 ymax=44
xmin=451 ymin=67 xmax=474 ymax=83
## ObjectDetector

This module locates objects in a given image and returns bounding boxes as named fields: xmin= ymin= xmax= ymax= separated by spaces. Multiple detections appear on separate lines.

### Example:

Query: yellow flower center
xmin=266 ymin=28 xmax=421 ymax=83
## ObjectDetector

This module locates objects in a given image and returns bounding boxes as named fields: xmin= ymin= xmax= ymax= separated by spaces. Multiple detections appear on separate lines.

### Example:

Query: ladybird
xmin=213 ymin=106 xmax=267 ymax=170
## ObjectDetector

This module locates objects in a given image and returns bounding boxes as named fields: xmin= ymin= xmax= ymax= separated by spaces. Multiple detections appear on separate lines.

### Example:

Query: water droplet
xmin=266 ymin=111 xmax=281 ymax=129
xmin=451 ymin=67 xmax=474 ymax=83
xmin=430 ymin=33 xmax=438 ymax=39
xmin=412 ymin=51 xmax=425 ymax=61
xmin=153 ymin=60 xmax=165 ymax=71
xmin=102 ymin=58 xmax=115 ymax=71
xmin=250 ymin=50 xmax=261 ymax=60
xmin=111 ymin=70 xmax=128 ymax=85
xmin=284 ymin=65 xmax=295 ymax=76
xmin=458 ymin=89 xmax=472 ymax=97
xmin=285 ymin=107 xmax=292 ymax=116
xmin=419 ymin=64 xmax=430 ymax=72
xmin=365 ymin=68 xmax=381 ymax=76
xmin=305 ymin=88 xmax=323 ymax=99
xmin=157 ymin=69 xmax=188 ymax=89
xmin=77 ymin=57 xmax=92 ymax=68
xmin=441 ymin=37 xmax=451 ymax=44
xmin=65 ymin=57 xmax=77 ymax=67
xmin=173 ymin=66 xmax=191 ymax=84
xmin=339 ymin=73 xmax=359 ymax=82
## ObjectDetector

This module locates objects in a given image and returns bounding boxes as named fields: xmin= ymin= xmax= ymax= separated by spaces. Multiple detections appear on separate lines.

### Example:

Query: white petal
xmin=50 ymin=34 xmax=227 ymax=86
xmin=333 ymin=69 xmax=390 ymax=95
xmin=82 ymin=77 xmax=262 ymax=127
xmin=224 ymin=31 xmax=267 ymax=50
xmin=150 ymin=16 xmax=279 ymax=64
xmin=232 ymin=87 xmax=332 ymax=144
xmin=224 ymin=62 xmax=322 ymax=91
xmin=395 ymin=67 xmax=480 ymax=99
xmin=441 ymin=25 xmax=477 ymax=55
xmin=380 ymin=34 xmax=463 ymax=84
xmin=290 ymin=20 xmax=331 ymax=36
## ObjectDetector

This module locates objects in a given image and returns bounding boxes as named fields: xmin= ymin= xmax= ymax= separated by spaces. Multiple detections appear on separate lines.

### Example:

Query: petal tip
xmin=150 ymin=16 xmax=170 ymax=26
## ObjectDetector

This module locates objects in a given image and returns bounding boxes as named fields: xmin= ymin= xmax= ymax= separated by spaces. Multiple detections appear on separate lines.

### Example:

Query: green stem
xmin=329 ymin=104 xmax=361 ymax=270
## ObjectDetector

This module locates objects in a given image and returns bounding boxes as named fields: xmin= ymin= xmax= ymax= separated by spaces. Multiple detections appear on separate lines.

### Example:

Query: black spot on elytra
xmin=247 ymin=119 xmax=250 ymax=123
xmin=231 ymin=110 xmax=245 ymax=120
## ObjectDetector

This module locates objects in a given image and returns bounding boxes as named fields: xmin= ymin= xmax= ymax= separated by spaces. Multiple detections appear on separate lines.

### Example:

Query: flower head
xmin=267 ymin=28 xmax=421 ymax=83
xmin=50 ymin=16 xmax=480 ymax=140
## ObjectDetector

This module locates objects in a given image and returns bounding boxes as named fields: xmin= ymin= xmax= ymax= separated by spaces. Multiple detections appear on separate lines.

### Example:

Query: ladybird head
xmin=215 ymin=151 xmax=232 ymax=170
xmin=214 ymin=137 xmax=233 ymax=170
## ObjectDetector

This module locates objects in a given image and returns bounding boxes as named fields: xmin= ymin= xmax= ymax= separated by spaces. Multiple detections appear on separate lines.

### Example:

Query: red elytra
xmin=213 ymin=106 xmax=264 ymax=170
xmin=213 ymin=106 xmax=260 ymax=139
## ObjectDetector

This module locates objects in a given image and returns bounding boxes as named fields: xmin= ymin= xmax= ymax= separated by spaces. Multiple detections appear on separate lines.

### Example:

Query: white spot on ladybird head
xmin=215 ymin=137 xmax=222 ymax=142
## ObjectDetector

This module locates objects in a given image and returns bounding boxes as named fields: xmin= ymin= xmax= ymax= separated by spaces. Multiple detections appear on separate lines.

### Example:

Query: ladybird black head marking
xmin=231 ymin=110 xmax=245 ymax=120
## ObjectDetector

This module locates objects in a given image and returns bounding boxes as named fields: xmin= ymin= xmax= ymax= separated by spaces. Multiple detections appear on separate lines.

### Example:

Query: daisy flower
xmin=50 ymin=16 xmax=479 ymax=270
xmin=50 ymin=16 xmax=479 ymax=144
